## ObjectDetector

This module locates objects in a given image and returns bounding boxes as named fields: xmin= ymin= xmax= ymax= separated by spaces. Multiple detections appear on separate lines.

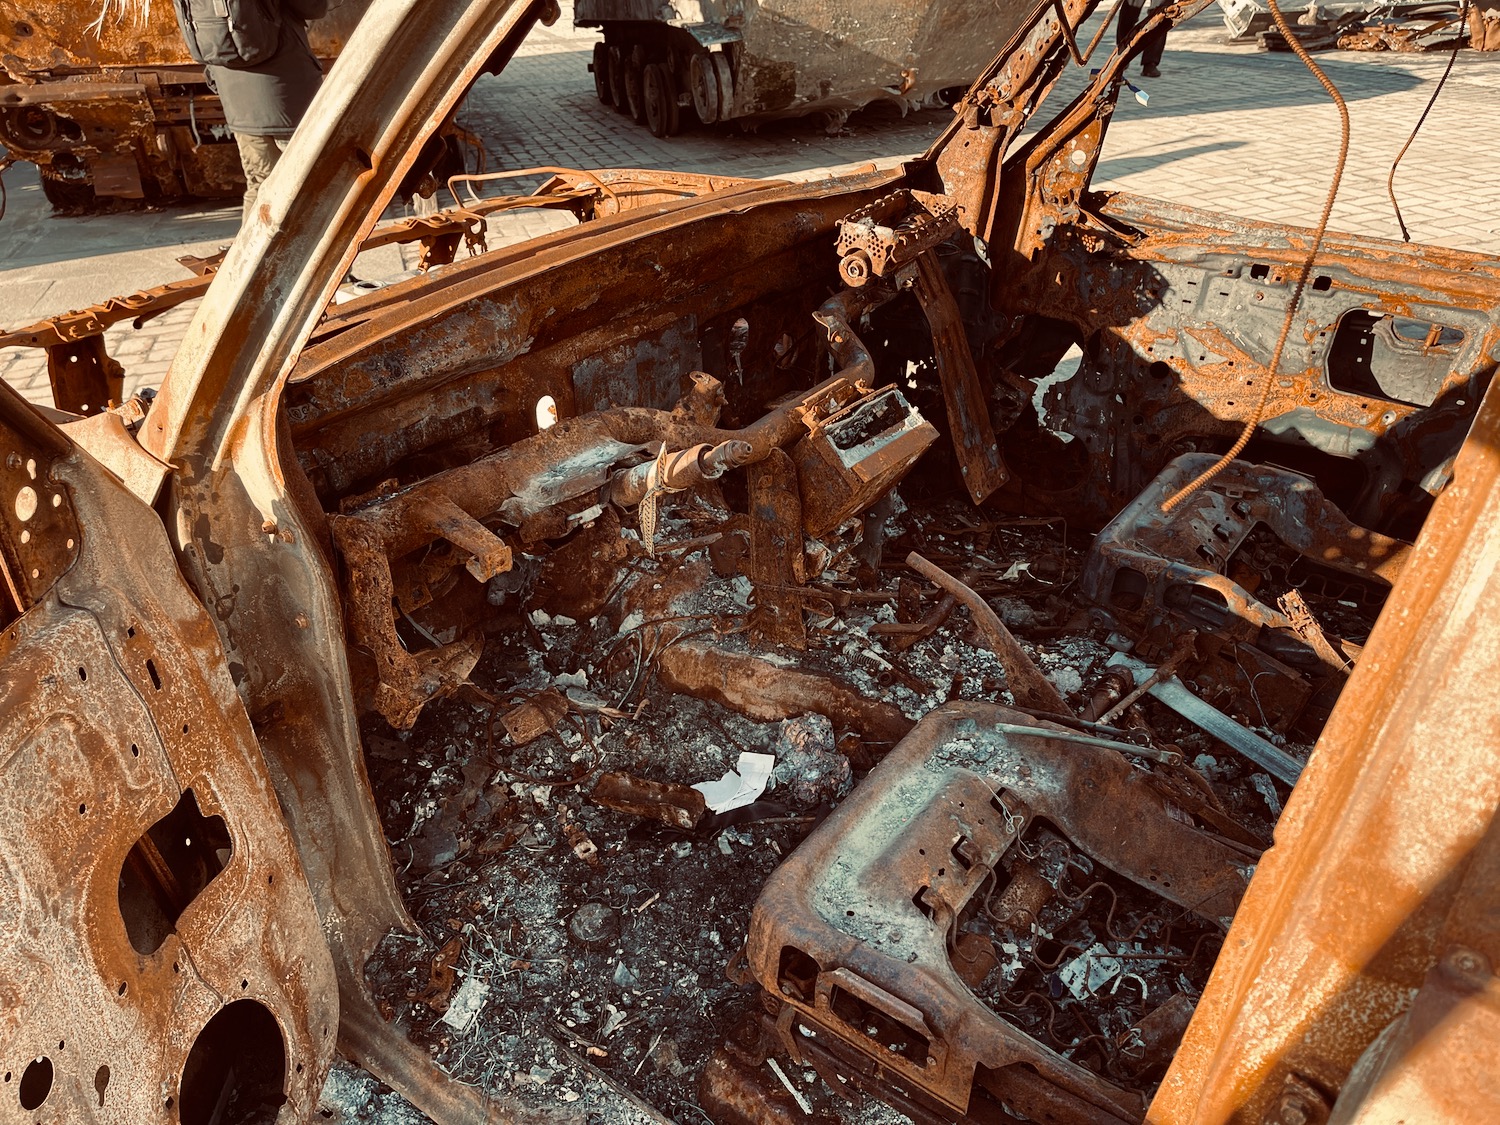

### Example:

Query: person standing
xmin=169 ymin=0 xmax=328 ymax=221
xmin=1117 ymin=0 xmax=1169 ymax=78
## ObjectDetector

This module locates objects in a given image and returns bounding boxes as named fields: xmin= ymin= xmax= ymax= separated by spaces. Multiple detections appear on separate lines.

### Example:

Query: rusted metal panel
xmin=1150 ymin=370 xmax=1500 ymax=1124
xmin=0 ymin=379 xmax=338 ymax=1121
xmin=0 ymin=393 xmax=79 ymax=617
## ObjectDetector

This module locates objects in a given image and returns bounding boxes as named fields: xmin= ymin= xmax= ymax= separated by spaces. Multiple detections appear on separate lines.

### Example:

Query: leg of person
xmin=235 ymin=132 xmax=287 ymax=224
xmin=1141 ymin=21 xmax=1169 ymax=76
xmin=1116 ymin=0 xmax=1144 ymax=54
xmin=1146 ymin=21 xmax=1170 ymax=76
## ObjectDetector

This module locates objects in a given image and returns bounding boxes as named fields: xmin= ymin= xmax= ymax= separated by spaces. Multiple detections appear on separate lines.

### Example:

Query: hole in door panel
xmin=117 ymin=789 xmax=232 ymax=955
xmin=1327 ymin=309 xmax=1463 ymax=407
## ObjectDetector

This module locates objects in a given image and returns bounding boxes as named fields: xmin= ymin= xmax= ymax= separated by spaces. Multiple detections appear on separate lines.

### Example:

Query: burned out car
xmin=2 ymin=0 xmax=1499 ymax=1122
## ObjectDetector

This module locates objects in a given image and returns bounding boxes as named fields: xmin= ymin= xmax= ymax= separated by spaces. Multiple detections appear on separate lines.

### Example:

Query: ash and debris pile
xmin=318 ymin=461 xmax=1343 ymax=1122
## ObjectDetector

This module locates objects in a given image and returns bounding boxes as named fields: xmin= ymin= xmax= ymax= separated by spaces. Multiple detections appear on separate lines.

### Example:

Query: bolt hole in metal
xmin=535 ymin=395 xmax=558 ymax=431
xmin=17 ymin=1056 xmax=51 ymax=1110
xmin=14 ymin=486 xmax=36 ymax=521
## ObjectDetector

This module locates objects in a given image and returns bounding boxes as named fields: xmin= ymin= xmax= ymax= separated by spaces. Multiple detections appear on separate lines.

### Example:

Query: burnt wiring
xmin=1161 ymin=0 xmax=1351 ymax=514
xmin=1388 ymin=1 xmax=1469 ymax=242
xmin=603 ymin=613 xmax=747 ymax=709
xmin=1055 ymin=879 xmax=1160 ymax=943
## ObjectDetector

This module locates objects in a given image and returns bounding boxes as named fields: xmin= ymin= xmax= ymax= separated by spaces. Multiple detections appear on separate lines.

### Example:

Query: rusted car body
xmin=575 ymin=0 xmax=1018 ymax=136
xmin=1 ymin=0 xmax=1498 ymax=1121
xmin=0 ymin=0 xmax=372 ymax=205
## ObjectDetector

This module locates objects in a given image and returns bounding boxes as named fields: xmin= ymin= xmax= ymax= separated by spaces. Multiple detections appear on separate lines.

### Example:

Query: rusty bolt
xmin=261 ymin=519 xmax=278 ymax=534
xmin=1445 ymin=946 xmax=1491 ymax=981
xmin=838 ymin=250 xmax=872 ymax=288
xmin=1266 ymin=1076 xmax=1330 ymax=1125
xmin=293 ymin=614 xmax=310 ymax=630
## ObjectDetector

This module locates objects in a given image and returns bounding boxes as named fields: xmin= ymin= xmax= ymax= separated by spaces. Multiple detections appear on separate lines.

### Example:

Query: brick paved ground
xmin=3 ymin=2 xmax=1498 ymax=406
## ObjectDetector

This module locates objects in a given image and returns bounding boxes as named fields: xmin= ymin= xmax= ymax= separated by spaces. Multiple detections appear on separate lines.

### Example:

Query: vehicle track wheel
xmin=592 ymin=42 xmax=612 ymax=104
xmin=623 ymin=54 xmax=647 ymax=125
xmin=711 ymin=52 xmax=735 ymax=118
xmin=689 ymin=52 xmax=720 ymax=123
xmin=642 ymin=63 xmax=680 ymax=138
xmin=39 ymin=168 xmax=96 ymax=211
xmin=608 ymin=46 xmax=629 ymax=113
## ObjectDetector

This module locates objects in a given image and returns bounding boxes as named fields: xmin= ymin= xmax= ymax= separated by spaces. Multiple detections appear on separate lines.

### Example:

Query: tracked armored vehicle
xmin=0 ymin=0 xmax=371 ymax=206
xmin=576 ymin=0 xmax=1020 ymax=136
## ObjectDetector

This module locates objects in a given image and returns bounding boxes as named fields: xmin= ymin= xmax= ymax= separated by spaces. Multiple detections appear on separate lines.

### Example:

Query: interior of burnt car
xmin=2 ymin=0 xmax=1498 ymax=1122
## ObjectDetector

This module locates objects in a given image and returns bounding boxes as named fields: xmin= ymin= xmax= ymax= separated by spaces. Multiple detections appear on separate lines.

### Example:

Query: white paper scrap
xmin=693 ymin=752 xmax=776 ymax=813
xmin=1058 ymin=942 xmax=1124 ymax=1000
xmin=440 ymin=976 xmax=490 ymax=1033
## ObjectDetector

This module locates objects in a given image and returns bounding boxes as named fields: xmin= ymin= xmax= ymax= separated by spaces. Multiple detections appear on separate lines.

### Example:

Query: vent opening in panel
xmin=829 ymin=982 xmax=932 ymax=1068
xmin=1326 ymin=309 xmax=1464 ymax=407
xmin=117 ymin=789 xmax=232 ymax=956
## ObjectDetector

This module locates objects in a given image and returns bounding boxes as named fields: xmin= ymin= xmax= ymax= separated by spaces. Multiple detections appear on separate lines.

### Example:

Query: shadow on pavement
xmin=1094 ymin=138 xmax=1251 ymax=182
xmin=1051 ymin=46 xmax=1425 ymax=121
xmin=0 ymin=161 xmax=241 ymax=276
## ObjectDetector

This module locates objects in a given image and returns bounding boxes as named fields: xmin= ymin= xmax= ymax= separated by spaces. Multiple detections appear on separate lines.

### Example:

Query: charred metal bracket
xmin=834 ymin=192 xmax=1005 ymax=504
xmin=0 ymin=389 xmax=82 ymax=622
xmin=926 ymin=0 xmax=1102 ymax=241
xmin=910 ymin=251 xmax=1007 ymax=504
xmin=747 ymin=448 xmax=809 ymax=650
xmin=1079 ymin=454 xmax=1408 ymax=659
xmin=928 ymin=0 xmax=1217 ymax=248
xmin=739 ymin=702 xmax=1250 ymax=1122
xmin=329 ymin=511 xmax=486 ymax=729
xmin=835 ymin=189 xmax=959 ymax=289
xmin=791 ymin=385 xmax=938 ymax=538
xmin=45 ymin=333 xmax=124 ymax=417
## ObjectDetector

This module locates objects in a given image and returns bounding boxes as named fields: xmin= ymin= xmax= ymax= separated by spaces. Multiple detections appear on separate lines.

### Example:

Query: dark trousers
xmin=1118 ymin=1 xmax=1169 ymax=69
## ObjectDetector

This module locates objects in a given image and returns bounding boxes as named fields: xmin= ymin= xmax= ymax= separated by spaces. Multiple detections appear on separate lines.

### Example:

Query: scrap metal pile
xmin=299 ymin=186 xmax=1408 ymax=1121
